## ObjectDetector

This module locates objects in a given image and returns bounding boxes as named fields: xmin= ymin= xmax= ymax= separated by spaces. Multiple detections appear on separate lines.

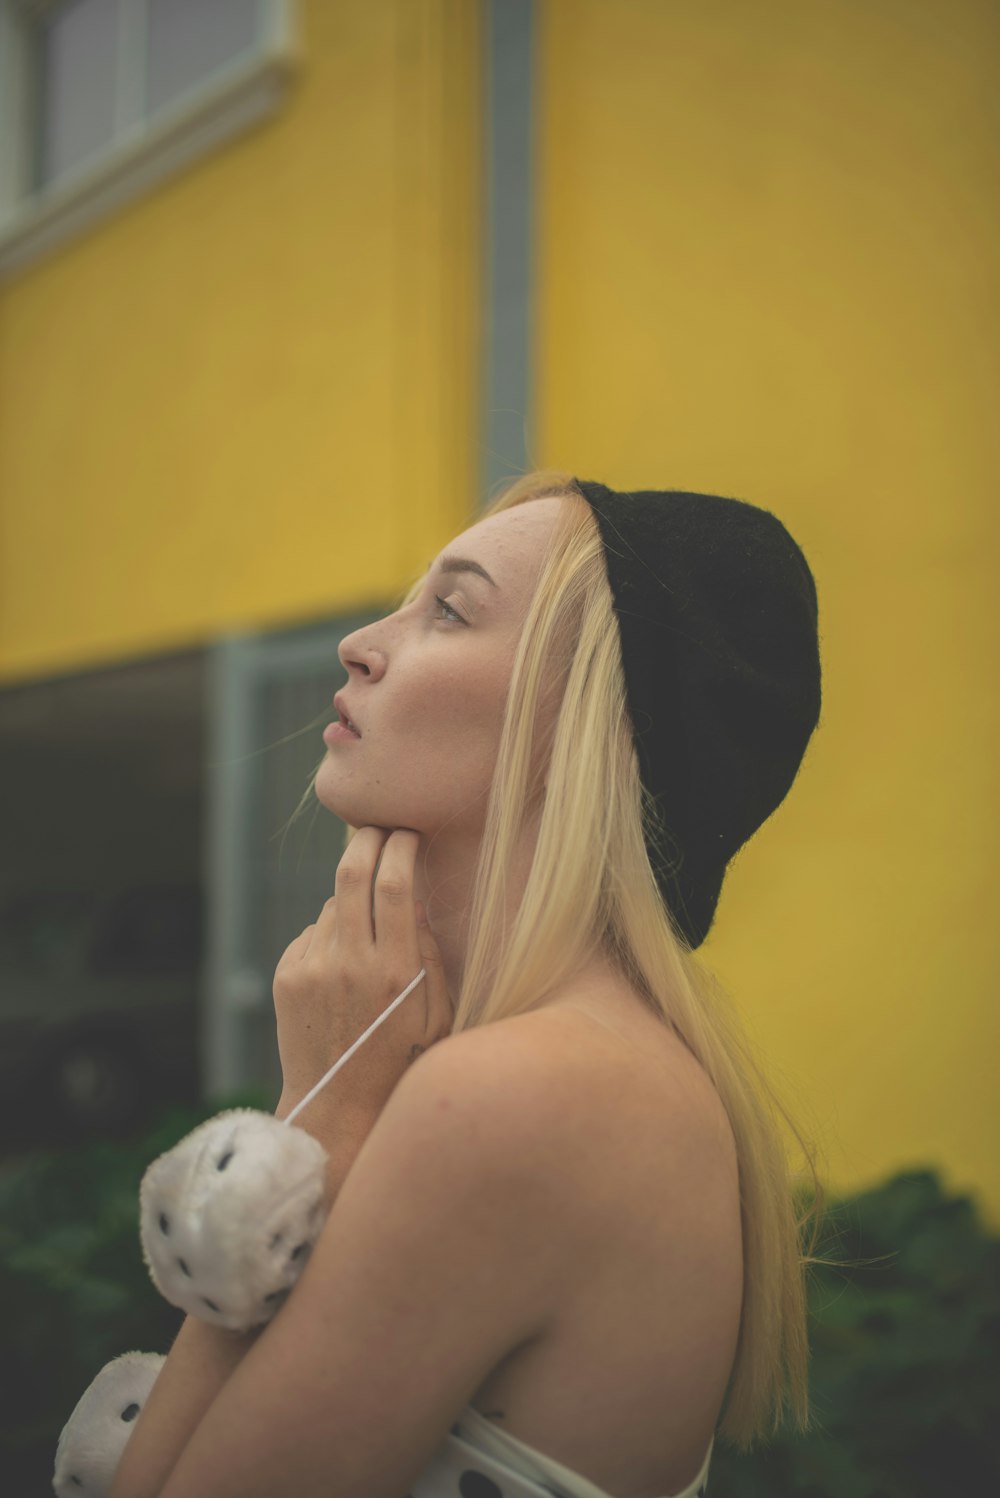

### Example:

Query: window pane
xmin=147 ymin=0 xmax=259 ymax=118
xmin=37 ymin=0 xmax=119 ymax=188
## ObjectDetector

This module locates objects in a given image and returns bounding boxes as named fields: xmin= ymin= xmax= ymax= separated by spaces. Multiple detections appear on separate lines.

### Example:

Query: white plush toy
xmin=53 ymin=1352 xmax=166 ymax=1497
xmin=52 ymin=967 xmax=426 ymax=1496
xmin=139 ymin=1109 xmax=329 ymax=1331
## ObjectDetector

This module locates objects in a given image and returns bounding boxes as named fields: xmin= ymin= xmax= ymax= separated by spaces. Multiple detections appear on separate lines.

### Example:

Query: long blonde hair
xmin=286 ymin=468 xmax=828 ymax=1449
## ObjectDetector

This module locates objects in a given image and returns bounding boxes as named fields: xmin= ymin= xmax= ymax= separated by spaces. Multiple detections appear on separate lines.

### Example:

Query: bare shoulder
xmin=421 ymin=990 xmax=743 ymax=1493
xmin=436 ymin=984 xmax=732 ymax=1125
xmin=409 ymin=988 xmax=736 ymax=1211
xmin=400 ymin=1007 xmax=610 ymax=1173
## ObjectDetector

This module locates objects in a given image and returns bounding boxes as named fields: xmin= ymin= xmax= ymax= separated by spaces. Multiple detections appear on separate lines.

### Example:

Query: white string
xmin=282 ymin=968 xmax=427 ymax=1128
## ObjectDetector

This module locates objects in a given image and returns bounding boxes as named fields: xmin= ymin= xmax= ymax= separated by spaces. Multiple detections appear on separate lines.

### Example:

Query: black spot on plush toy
xmin=52 ymin=967 xmax=427 ymax=1496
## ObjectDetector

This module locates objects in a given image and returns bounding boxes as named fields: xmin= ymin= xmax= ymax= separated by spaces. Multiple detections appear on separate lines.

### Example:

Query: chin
xmin=314 ymin=769 xmax=405 ymax=832
xmin=315 ymin=784 xmax=371 ymax=827
xmin=314 ymin=759 xmax=480 ymax=838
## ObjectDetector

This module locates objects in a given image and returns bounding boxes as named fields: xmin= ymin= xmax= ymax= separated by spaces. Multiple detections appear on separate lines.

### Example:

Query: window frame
xmin=0 ymin=0 xmax=298 ymax=280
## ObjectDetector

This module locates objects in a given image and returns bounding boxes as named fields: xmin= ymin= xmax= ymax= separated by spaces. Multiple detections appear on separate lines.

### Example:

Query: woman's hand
xmin=271 ymin=827 xmax=453 ymax=1136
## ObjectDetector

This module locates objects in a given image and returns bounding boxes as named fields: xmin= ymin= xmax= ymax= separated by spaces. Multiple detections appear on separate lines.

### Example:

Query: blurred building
xmin=0 ymin=1 xmax=997 ymax=1223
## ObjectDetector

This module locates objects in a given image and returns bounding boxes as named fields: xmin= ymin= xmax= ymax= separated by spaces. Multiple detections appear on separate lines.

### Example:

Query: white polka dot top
xmin=406 ymin=1405 xmax=713 ymax=1497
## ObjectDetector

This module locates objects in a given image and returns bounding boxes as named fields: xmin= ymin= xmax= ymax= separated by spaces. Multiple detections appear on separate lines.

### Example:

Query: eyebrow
xmin=427 ymin=554 xmax=500 ymax=590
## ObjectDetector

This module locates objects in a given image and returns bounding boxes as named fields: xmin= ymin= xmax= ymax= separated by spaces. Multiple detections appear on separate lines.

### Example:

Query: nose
xmin=337 ymin=627 xmax=387 ymax=681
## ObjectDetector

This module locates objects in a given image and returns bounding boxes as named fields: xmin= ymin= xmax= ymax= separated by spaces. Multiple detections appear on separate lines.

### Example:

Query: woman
xmin=110 ymin=470 xmax=825 ymax=1498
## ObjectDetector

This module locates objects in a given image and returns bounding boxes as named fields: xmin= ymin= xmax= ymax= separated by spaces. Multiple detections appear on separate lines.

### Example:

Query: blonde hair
xmin=285 ymin=468 xmax=828 ymax=1449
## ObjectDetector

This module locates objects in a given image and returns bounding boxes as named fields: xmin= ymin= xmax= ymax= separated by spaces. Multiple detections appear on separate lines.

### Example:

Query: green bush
xmin=0 ymin=1093 xmax=269 ymax=1497
xmin=710 ymin=1170 xmax=1000 ymax=1496
xmin=2 ymin=1113 xmax=997 ymax=1497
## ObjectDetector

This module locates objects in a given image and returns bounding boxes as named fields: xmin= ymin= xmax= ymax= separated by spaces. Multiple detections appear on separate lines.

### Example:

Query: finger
xmin=333 ymin=825 xmax=392 ymax=946
xmin=371 ymin=829 xmax=421 ymax=962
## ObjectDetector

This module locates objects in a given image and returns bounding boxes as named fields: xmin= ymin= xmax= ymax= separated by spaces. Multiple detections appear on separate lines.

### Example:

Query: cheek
xmin=417 ymin=663 xmax=509 ymax=761
xmin=418 ymin=698 xmax=502 ymax=769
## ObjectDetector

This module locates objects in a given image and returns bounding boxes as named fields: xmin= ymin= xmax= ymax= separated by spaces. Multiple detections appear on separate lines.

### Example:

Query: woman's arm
xmin=109 ymin=1315 xmax=260 ymax=1498
xmin=107 ymin=1036 xmax=566 ymax=1498
xmin=109 ymin=831 xmax=450 ymax=1495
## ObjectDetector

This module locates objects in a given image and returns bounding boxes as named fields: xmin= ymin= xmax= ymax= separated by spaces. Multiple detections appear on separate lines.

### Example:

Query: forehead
xmin=449 ymin=497 xmax=565 ymax=579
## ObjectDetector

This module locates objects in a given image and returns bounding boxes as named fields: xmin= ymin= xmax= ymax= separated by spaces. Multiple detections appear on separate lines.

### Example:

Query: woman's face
xmin=316 ymin=497 xmax=565 ymax=838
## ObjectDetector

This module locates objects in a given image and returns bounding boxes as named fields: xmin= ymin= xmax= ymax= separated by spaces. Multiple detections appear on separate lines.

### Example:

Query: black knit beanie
xmin=573 ymin=479 xmax=822 ymax=950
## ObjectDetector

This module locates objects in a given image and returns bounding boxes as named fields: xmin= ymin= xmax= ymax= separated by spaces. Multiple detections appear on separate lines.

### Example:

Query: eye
xmin=433 ymin=594 xmax=465 ymax=624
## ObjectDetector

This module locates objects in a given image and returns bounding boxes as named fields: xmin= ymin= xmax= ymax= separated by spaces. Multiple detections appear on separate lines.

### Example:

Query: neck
xmin=408 ymin=816 xmax=633 ymax=1032
xmin=411 ymin=817 xmax=540 ymax=1006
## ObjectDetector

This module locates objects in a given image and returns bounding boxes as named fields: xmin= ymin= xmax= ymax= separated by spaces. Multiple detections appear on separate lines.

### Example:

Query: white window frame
xmin=0 ymin=0 xmax=298 ymax=280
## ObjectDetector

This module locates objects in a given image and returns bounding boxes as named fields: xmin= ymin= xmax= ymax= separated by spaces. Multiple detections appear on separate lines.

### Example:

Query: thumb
xmin=415 ymin=904 xmax=454 ymax=1035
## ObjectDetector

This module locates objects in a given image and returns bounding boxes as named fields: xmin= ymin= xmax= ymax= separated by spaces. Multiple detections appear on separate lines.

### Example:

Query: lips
xmin=333 ymin=692 xmax=361 ymax=737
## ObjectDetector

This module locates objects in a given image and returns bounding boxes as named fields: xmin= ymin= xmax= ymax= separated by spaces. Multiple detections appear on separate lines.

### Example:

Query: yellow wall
xmin=2 ymin=0 xmax=996 ymax=1224
xmin=0 ymin=0 xmax=482 ymax=685
xmin=537 ymin=0 xmax=1000 ymax=1223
